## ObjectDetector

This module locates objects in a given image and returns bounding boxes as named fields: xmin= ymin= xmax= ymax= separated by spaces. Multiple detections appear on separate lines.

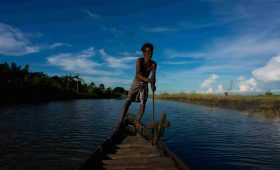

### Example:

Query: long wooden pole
xmin=152 ymin=91 xmax=155 ymax=128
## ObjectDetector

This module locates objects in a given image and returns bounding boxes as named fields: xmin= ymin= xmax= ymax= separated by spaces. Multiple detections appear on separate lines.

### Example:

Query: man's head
xmin=141 ymin=43 xmax=154 ymax=60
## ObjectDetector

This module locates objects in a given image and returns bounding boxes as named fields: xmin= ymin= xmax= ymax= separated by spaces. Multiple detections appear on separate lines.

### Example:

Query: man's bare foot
xmin=136 ymin=121 xmax=146 ymax=128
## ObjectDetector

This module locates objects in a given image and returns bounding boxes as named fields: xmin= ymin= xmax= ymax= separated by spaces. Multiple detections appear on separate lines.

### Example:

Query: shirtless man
xmin=117 ymin=43 xmax=157 ymax=129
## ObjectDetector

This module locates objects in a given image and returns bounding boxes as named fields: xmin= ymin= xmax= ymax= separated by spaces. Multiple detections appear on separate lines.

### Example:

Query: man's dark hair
xmin=141 ymin=43 xmax=154 ymax=52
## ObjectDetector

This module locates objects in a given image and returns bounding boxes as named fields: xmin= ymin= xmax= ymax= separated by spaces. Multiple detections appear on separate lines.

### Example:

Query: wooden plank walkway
xmin=102 ymin=134 xmax=178 ymax=170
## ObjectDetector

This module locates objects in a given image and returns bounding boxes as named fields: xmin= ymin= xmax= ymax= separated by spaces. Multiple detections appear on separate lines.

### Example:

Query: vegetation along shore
xmin=156 ymin=92 xmax=280 ymax=118
xmin=0 ymin=62 xmax=127 ymax=104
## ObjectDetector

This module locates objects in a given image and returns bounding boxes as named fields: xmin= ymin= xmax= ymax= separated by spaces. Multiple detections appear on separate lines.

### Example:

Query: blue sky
xmin=1 ymin=0 xmax=280 ymax=94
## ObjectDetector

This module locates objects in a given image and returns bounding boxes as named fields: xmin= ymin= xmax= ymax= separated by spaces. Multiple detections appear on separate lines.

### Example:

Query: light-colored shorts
xmin=126 ymin=79 xmax=148 ymax=103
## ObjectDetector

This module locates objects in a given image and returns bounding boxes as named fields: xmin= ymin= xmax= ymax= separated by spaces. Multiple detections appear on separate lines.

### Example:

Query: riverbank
xmin=155 ymin=93 xmax=280 ymax=118
xmin=0 ymin=62 xmax=127 ymax=104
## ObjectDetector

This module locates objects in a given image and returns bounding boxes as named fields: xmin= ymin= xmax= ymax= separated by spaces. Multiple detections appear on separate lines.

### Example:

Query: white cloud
xmin=119 ymin=51 xmax=142 ymax=56
xmin=0 ymin=22 xmax=39 ymax=56
xmin=216 ymin=84 xmax=225 ymax=93
xmin=0 ymin=22 xmax=69 ymax=56
xmin=142 ymin=20 xmax=232 ymax=33
xmin=201 ymin=74 xmax=219 ymax=88
xmin=203 ymin=88 xmax=213 ymax=94
xmin=252 ymin=55 xmax=280 ymax=82
xmin=238 ymin=76 xmax=258 ymax=92
xmin=199 ymin=75 xmax=228 ymax=94
xmin=99 ymin=49 xmax=137 ymax=69
xmin=47 ymin=47 xmax=119 ymax=76
xmin=271 ymin=89 xmax=280 ymax=93
xmin=135 ymin=50 xmax=142 ymax=55
xmin=83 ymin=9 xmax=101 ymax=20
xmin=49 ymin=42 xmax=72 ymax=49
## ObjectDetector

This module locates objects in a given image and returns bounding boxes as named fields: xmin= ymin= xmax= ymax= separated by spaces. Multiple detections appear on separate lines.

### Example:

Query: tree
xmin=11 ymin=62 xmax=20 ymax=71
xmin=23 ymin=64 xmax=29 ymax=73
xmin=265 ymin=91 xmax=273 ymax=96
xmin=99 ymin=84 xmax=105 ymax=91
xmin=113 ymin=87 xmax=126 ymax=94
xmin=0 ymin=62 xmax=10 ymax=72
xmin=90 ymin=82 xmax=96 ymax=88
xmin=74 ymin=73 xmax=85 ymax=93
xmin=62 ymin=74 xmax=73 ymax=89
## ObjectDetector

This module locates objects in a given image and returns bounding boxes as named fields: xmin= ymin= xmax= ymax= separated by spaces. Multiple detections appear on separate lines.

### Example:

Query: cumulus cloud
xmin=216 ymin=84 xmax=225 ymax=93
xmin=47 ymin=47 xmax=118 ymax=76
xmin=238 ymin=76 xmax=258 ymax=92
xmin=0 ymin=22 xmax=69 ymax=56
xmin=0 ymin=23 xmax=40 ymax=56
xmin=252 ymin=55 xmax=280 ymax=82
xmin=199 ymin=74 xmax=223 ymax=94
xmin=201 ymin=74 xmax=219 ymax=88
xmin=99 ymin=49 xmax=137 ymax=68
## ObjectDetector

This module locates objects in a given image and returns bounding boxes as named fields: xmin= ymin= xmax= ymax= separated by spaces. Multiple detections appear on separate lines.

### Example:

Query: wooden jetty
xmin=79 ymin=113 xmax=189 ymax=170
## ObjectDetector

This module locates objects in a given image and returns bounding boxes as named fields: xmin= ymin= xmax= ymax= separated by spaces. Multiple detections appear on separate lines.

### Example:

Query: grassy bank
xmin=155 ymin=93 xmax=280 ymax=118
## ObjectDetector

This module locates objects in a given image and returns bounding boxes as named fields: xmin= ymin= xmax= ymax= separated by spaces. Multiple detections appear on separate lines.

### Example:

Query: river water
xmin=0 ymin=99 xmax=280 ymax=170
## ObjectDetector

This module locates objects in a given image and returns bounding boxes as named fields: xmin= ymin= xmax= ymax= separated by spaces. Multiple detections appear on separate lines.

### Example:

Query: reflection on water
xmin=0 ymin=99 xmax=280 ymax=170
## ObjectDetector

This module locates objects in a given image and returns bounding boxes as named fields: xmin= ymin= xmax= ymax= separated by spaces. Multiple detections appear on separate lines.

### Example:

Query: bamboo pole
xmin=152 ymin=91 xmax=155 ymax=128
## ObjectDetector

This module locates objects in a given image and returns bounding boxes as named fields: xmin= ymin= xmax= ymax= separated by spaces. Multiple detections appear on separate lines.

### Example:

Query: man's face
xmin=143 ymin=47 xmax=153 ymax=60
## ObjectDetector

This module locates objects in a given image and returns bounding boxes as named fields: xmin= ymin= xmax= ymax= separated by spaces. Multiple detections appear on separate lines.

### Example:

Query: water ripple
xmin=1 ymin=99 xmax=280 ymax=170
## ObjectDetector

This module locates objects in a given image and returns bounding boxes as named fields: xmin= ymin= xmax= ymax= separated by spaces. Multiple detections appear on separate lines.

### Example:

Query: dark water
xmin=0 ymin=99 xmax=280 ymax=170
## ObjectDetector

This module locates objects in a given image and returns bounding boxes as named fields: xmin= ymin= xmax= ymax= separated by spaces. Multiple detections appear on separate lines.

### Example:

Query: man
xmin=116 ymin=43 xmax=157 ymax=129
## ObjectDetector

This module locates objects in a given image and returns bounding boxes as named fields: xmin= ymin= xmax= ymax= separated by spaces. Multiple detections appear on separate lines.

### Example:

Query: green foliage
xmin=99 ymin=84 xmax=105 ymax=90
xmin=0 ymin=62 xmax=128 ymax=100
xmin=265 ymin=91 xmax=273 ymax=96
xmin=0 ymin=62 xmax=10 ymax=72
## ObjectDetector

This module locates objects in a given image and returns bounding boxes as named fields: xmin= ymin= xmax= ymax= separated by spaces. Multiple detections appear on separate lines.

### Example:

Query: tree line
xmin=0 ymin=62 xmax=127 ymax=103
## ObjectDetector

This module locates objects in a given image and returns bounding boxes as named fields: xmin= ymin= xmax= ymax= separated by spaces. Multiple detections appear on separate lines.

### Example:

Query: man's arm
xmin=150 ymin=62 xmax=157 ymax=91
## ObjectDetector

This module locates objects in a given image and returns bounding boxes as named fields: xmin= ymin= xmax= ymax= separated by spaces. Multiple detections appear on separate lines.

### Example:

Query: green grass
xmin=155 ymin=92 xmax=280 ymax=118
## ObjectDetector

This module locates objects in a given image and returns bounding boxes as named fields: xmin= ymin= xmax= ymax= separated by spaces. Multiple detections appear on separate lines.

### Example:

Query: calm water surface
xmin=0 ymin=99 xmax=280 ymax=170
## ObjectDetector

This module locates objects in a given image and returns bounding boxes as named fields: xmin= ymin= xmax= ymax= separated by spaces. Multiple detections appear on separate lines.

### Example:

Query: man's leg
xmin=120 ymin=99 xmax=132 ymax=124
xmin=115 ymin=99 xmax=131 ymax=131
xmin=136 ymin=101 xmax=146 ymax=127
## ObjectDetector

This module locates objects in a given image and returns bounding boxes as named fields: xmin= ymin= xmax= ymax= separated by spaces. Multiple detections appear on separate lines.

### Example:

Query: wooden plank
xmin=116 ymin=143 xmax=154 ymax=148
xmin=115 ymin=149 xmax=159 ymax=154
xmin=103 ymin=157 xmax=175 ymax=165
xmin=104 ymin=167 xmax=173 ymax=170
xmin=103 ymin=156 xmax=173 ymax=163
xmin=103 ymin=164 xmax=177 ymax=169
xmin=120 ymin=141 xmax=150 ymax=144
xmin=126 ymin=168 xmax=177 ymax=170
xmin=104 ymin=168 xmax=176 ymax=170
xmin=107 ymin=152 xmax=161 ymax=159
xmin=115 ymin=150 xmax=160 ymax=155
xmin=103 ymin=162 xmax=176 ymax=167
xmin=116 ymin=147 xmax=157 ymax=152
